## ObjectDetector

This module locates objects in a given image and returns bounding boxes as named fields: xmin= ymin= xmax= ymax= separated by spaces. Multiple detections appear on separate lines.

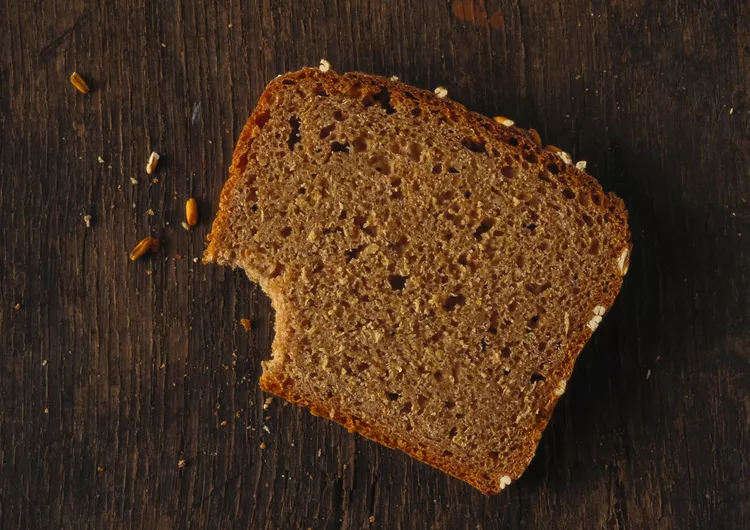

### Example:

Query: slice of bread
xmin=204 ymin=66 xmax=630 ymax=494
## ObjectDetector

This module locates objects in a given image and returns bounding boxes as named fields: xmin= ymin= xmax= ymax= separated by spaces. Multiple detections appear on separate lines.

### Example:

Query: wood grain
xmin=1 ymin=0 xmax=749 ymax=528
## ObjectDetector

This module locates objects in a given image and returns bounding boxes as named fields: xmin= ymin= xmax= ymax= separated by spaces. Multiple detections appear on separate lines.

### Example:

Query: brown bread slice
xmin=204 ymin=67 xmax=631 ymax=494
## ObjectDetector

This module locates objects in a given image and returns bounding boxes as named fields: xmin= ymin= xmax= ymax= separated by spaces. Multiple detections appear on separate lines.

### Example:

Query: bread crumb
xmin=146 ymin=209 xmax=155 ymax=216
xmin=434 ymin=86 xmax=448 ymax=98
xmin=262 ymin=425 xmax=271 ymax=434
xmin=42 ymin=359 xmax=48 ymax=366
xmin=729 ymin=107 xmax=734 ymax=115
xmin=260 ymin=442 xmax=267 ymax=449
xmin=97 ymin=156 xmax=105 ymax=164
xmin=369 ymin=515 xmax=376 ymax=523
xmin=146 ymin=151 xmax=160 ymax=174
xmin=390 ymin=75 xmax=399 ymax=82
xmin=553 ymin=380 xmax=567 ymax=396
xmin=575 ymin=160 xmax=587 ymax=171
xmin=97 ymin=466 xmax=105 ymax=472
xmin=178 ymin=459 xmax=186 ymax=468
xmin=587 ymin=315 xmax=603 ymax=331
xmin=181 ymin=221 xmax=191 ymax=231
xmin=499 ymin=475 xmax=512 ymax=489
xmin=130 ymin=177 xmax=138 ymax=185
xmin=14 ymin=303 xmax=22 ymax=310
xmin=83 ymin=215 xmax=92 ymax=227
xmin=240 ymin=318 xmax=252 ymax=331
xmin=593 ymin=305 xmax=606 ymax=316
xmin=220 ymin=420 xmax=228 ymax=426
xmin=646 ymin=369 xmax=651 ymax=380
xmin=319 ymin=59 xmax=331 ymax=72
xmin=557 ymin=151 xmax=573 ymax=165
xmin=44 ymin=407 xmax=49 ymax=414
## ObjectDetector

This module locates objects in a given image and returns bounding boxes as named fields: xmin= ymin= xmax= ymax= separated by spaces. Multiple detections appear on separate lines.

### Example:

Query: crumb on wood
xmin=240 ymin=318 xmax=252 ymax=331
xmin=369 ymin=516 xmax=376 ymax=523
xmin=220 ymin=420 xmax=228 ymax=426
xmin=178 ymin=459 xmax=186 ymax=468
xmin=97 ymin=466 xmax=105 ymax=472
xmin=260 ymin=442 xmax=267 ymax=449
xmin=83 ymin=214 xmax=92 ymax=227
xmin=14 ymin=303 xmax=22 ymax=310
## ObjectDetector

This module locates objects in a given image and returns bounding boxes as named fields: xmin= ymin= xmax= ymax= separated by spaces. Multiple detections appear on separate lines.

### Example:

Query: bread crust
xmin=205 ymin=67 xmax=631 ymax=495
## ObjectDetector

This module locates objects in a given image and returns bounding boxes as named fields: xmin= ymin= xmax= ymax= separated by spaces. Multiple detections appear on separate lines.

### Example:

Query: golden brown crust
xmin=206 ymin=67 xmax=631 ymax=495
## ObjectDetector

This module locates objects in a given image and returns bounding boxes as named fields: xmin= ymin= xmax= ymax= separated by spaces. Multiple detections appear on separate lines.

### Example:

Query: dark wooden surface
xmin=2 ymin=1 xmax=749 ymax=528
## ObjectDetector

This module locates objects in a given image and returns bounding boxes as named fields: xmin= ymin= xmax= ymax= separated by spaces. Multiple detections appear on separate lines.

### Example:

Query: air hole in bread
xmin=346 ymin=83 xmax=362 ymax=99
xmin=448 ymin=167 xmax=459 ymax=174
xmin=449 ymin=427 xmax=458 ymax=438
xmin=443 ymin=294 xmax=466 ymax=311
xmin=524 ymin=151 xmax=538 ymax=164
xmin=270 ymin=262 xmax=286 ymax=279
xmin=331 ymin=141 xmax=350 ymax=153
xmin=562 ymin=187 xmax=576 ymax=200
xmin=546 ymin=164 xmax=560 ymax=175
xmin=526 ymin=281 xmax=551 ymax=295
xmin=473 ymin=218 xmax=495 ymax=240
xmin=333 ymin=109 xmax=347 ymax=121
xmin=387 ymin=275 xmax=408 ymax=291
xmin=527 ymin=314 xmax=541 ymax=330
xmin=345 ymin=244 xmax=366 ymax=262
xmin=530 ymin=372 xmax=546 ymax=384
xmin=408 ymin=142 xmax=422 ymax=162
xmin=368 ymin=153 xmax=391 ymax=175
xmin=255 ymin=110 xmax=271 ymax=128
xmin=352 ymin=135 xmax=368 ymax=153
xmin=311 ymin=84 xmax=328 ymax=97
xmin=589 ymin=240 xmax=600 ymax=254
xmin=501 ymin=165 xmax=517 ymax=179
xmin=400 ymin=401 xmax=413 ymax=413
xmin=362 ymin=87 xmax=396 ymax=115
xmin=461 ymin=137 xmax=487 ymax=154
xmin=411 ymin=107 xmax=422 ymax=117
xmin=288 ymin=115 xmax=301 ymax=150
xmin=319 ymin=124 xmax=335 ymax=139
xmin=432 ymin=163 xmax=443 ymax=174
xmin=386 ymin=391 xmax=401 ymax=401
xmin=279 ymin=227 xmax=292 ymax=238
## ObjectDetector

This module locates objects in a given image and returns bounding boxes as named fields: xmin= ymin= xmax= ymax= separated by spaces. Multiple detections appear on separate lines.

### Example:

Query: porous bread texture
xmin=204 ymin=67 xmax=631 ymax=494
